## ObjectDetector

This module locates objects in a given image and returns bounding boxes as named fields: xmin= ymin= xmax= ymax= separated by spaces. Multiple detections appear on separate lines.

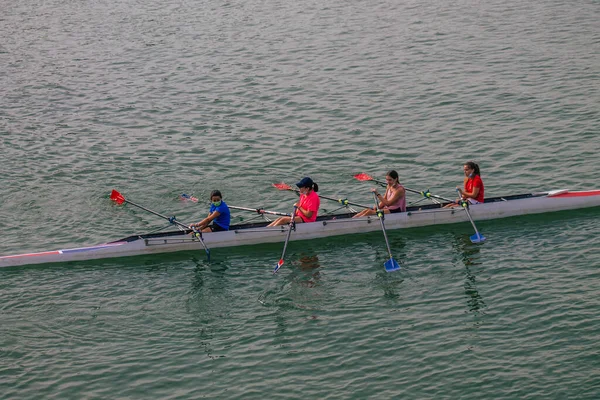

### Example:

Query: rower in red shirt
xmin=445 ymin=161 xmax=484 ymax=207
xmin=458 ymin=161 xmax=484 ymax=204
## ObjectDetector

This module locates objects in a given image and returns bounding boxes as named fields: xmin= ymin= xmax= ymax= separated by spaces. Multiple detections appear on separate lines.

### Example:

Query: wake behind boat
xmin=1 ymin=188 xmax=600 ymax=268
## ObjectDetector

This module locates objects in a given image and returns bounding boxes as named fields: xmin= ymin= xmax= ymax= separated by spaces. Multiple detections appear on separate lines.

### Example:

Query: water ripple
xmin=2 ymin=0 xmax=600 ymax=398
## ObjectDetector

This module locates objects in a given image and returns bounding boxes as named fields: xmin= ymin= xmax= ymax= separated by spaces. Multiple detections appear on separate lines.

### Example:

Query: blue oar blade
xmin=273 ymin=259 xmax=284 ymax=274
xmin=384 ymin=258 xmax=401 ymax=272
xmin=470 ymin=232 xmax=486 ymax=243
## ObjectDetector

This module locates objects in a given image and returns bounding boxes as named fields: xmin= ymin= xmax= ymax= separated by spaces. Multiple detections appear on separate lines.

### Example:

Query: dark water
xmin=1 ymin=0 xmax=599 ymax=398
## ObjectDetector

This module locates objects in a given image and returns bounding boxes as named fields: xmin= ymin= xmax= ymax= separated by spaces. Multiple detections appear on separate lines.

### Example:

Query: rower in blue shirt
xmin=189 ymin=190 xmax=230 ymax=232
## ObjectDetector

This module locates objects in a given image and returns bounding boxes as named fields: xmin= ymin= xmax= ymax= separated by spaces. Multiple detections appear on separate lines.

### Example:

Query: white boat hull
xmin=2 ymin=189 xmax=599 ymax=268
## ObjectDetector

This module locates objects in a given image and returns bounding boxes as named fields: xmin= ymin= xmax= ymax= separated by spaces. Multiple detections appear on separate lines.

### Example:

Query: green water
xmin=1 ymin=0 xmax=599 ymax=398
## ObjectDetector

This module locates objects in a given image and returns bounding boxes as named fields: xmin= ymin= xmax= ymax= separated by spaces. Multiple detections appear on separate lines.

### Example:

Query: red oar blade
xmin=272 ymin=182 xmax=292 ymax=190
xmin=110 ymin=189 xmax=126 ymax=205
xmin=353 ymin=173 xmax=374 ymax=181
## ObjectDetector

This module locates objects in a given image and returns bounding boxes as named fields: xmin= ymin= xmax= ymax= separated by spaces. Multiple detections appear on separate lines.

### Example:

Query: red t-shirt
xmin=296 ymin=191 xmax=320 ymax=222
xmin=465 ymin=175 xmax=485 ymax=203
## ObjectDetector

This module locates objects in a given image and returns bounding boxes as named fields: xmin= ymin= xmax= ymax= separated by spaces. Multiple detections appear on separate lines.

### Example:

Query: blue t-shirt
xmin=209 ymin=201 xmax=230 ymax=230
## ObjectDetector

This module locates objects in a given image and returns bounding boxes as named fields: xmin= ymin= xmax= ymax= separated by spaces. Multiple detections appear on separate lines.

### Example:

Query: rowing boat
xmin=1 ymin=189 xmax=599 ymax=268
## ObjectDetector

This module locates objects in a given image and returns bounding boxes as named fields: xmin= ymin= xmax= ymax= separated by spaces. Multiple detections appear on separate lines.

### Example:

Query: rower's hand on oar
xmin=189 ymin=225 xmax=203 ymax=238
xmin=189 ymin=223 xmax=204 ymax=231
xmin=371 ymin=188 xmax=383 ymax=205
xmin=453 ymin=187 xmax=463 ymax=203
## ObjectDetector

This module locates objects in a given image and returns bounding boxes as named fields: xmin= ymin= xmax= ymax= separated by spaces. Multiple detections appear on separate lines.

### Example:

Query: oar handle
xmin=456 ymin=188 xmax=465 ymax=205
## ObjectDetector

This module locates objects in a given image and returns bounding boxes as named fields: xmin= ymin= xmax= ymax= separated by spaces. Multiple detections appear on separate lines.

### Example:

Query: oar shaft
xmin=274 ymin=205 xmax=297 ymax=273
xmin=462 ymin=204 xmax=481 ymax=235
xmin=280 ymin=221 xmax=294 ymax=259
xmin=229 ymin=205 xmax=290 ymax=217
xmin=281 ymin=206 xmax=297 ymax=255
xmin=287 ymin=187 xmax=371 ymax=209
xmin=379 ymin=221 xmax=394 ymax=259
xmin=113 ymin=190 xmax=210 ymax=257
xmin=373 ymin=193 xmax=394 ymax=257
xmin=369 ymin=177 xmax=387 ymax=186
xmin=191 ymin=227 xmax=211 ymax=258
xmin=323 ymin=195 xmax=371 ymax=210
xmin=405 ymin=187 xmax=452 ymax=203
xmin=455 ymin=189 xmax=486 ymax=243
xmin=123 ymin=199 xmax=189 ymax=230
xmin=363 ymin=177 xmax=452 ymax=203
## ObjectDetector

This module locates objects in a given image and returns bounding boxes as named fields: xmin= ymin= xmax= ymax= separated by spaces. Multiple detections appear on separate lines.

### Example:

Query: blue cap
xmin=296 ymin=177 xmax=313 ymax=188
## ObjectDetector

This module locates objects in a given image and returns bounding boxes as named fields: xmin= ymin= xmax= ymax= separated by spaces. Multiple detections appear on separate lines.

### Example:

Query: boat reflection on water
xmin=259 ymin=253 xmax=327 ymax=337
xmin=296 ymin=254 xmax=322 ymax=288
xmin=298 ymin=254 xmax=320 ymax=269
xmin=452 ymin=236 xmax=486 ymax=315
xmin=257 ymin=253 xmax=324 ymax=307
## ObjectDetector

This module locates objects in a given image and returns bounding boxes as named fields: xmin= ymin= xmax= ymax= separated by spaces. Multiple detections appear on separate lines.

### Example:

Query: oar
xmin=272 ymin=183 xmax=371 ymax=209
xmin=110 ymin=189 xmax=211 ymax=260
xmin=228 ymin=205 xmax=290 ymax=217
xmin=353 ymin=173 xmax=387 ymax=186
xmin=182 ymin=193 xmax=289 ymax=218
xmin=371 ymin=192 xmax=401 ymax=272
xmin=273 ymin=205 xmax=297 ymax=273
xmin=456 ymin=189 xmax=486 ymax=243
xmin=354 ymin=177 xmax=485 ymax=243
xmin=353 ymin=173 xmax=451 ymax=204
xmin=189 ymin=227 xmax=211 ymax=261
xmin=180 ymin=193 xmax=199 ymax=202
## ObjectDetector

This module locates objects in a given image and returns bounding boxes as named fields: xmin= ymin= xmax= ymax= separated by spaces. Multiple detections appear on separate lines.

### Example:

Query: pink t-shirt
xmin=296 ymin=190 xmax=320 ymax=222
xmin=385 ymin=184 xmax=406 ymax=212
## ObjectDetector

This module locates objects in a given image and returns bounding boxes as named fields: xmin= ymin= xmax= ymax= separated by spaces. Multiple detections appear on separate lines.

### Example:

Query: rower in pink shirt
xmin=353 ymin=170 xmax=406 ymax=218
xmin=267 ymin=177 xmax=320 ymax=226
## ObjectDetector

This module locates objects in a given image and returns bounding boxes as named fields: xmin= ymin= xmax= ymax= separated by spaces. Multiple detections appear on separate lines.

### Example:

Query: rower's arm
xmin=193 ymin=211 xmax=221 ymax=228
xmin=464 ymin=186 xmax=480 ymax=199
xmin=297 ymin=206 xmax=313 ymax=219
xmin=376 ymin=187 xmax=405 ymax=207
xmin=460 ymin=184 xmax=480 ymax=199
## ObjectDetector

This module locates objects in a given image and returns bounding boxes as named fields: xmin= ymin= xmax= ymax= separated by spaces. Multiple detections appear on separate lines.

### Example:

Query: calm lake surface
xmin=1 ymin=0 xmax=599 ymax=398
